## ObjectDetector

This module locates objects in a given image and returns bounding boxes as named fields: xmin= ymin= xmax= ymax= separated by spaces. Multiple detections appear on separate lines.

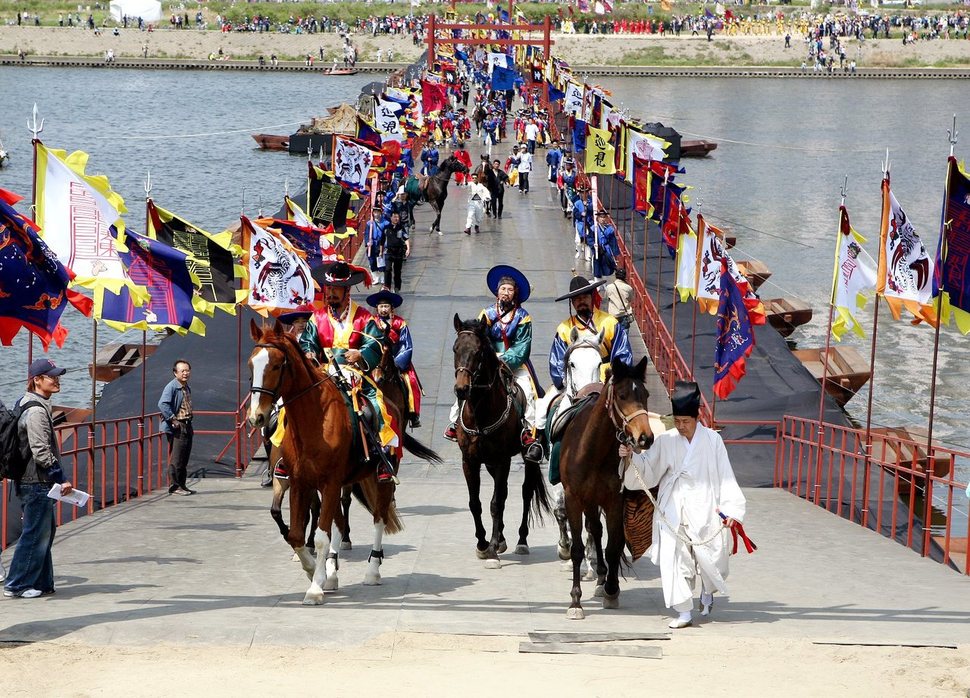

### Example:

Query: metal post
xmin=139 ymin=170 xmax=151 ymax=497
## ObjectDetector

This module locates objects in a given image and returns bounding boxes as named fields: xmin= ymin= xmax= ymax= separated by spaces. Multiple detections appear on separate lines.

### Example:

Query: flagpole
xmin=27 ymin=104 xmax=44 ymax=367
xmin=920 ymin=116 xmax=958 ymax=556
xmin=655 ymin=168 xmax=669 ymax=303
xmin=862 ymin=154 xmax=891 ymax=527
xmin=688 ymin=205 xmax=703 ymax=380
xmin=139 ymin=171 xmax=151 ymax=497
xmin=812 ymin=175 xmax=848 ymax=507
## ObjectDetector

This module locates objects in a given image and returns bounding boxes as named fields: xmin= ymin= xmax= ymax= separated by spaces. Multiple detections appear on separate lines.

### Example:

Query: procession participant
xmin=364 ymin=207 xmax=385 ymax=274
xmin=591 ymin=209 xmax=620 ymax=281
xmin=367 ymin=289 xmax=423 ymax=429
xmin=536 ymin=275 xmax=635 ymax=435
xmin=3 ymin=360 xmax=73 ymax=599
xmin=546 ymin=139 xmax=563 ymax=187
xmin=464 ymin=171 xmax=492 ymax=236
xmin=453 ymin=140 xmax=473 ymax=186
xmin=421 ymin=142 xmax=440 ymax=176
xmin=602 ymin=267 xmax=634 ymax=329
xmin=444 ymin=265 xmax=543 ymax=462
xmin=558 ymin=156 xmax=577 ymax=218
xmin=572 ymin=185 xmax=594 ymax=261
xmin=300 ymin=260 xmax=397 ymax=483
xmin=619 ymin=381 xmax=746 ymax=629
xmin=378 ymin=210 xmax=410 ymax=292
xmin=517 ymin=145 xmax=533 ymax=194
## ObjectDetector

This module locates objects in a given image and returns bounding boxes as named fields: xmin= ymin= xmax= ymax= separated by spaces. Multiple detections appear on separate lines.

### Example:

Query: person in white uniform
xmin=619 ymin=381 xmax=746 ymax=629
xmin=464 ymin=171 xmax=492 ymax=235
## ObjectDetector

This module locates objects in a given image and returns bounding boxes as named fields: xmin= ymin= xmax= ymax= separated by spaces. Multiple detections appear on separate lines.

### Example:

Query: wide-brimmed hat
xmin=671 ymin=381 xmax=702 ymax=418
xmin=277 ymin=304 xmax=315 ymax=325
xmin=486 ymin=264 xmax=531 ymax=304
xmin=366 ymin=289 xmax=403 ymax=309
xmin=311 ymin=260 xmax=369 ymax=288
xmin=595 ymin=209 xmax=609 ymax=217
xmin=28 ymin=358 xmax=66 ymax=379
xmin=555 ymin=275 xmax=607 ymax=302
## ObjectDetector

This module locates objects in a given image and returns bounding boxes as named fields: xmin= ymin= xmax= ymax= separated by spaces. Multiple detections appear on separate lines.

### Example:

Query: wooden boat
xmin=321 ymin=67 xmax=358 ymax=76
xmin=734 ymin=259 xmax=771 ymax=291
xmin=89 ymin=343 xmax=159 ymax=383
xmin=680 ymin=139 xmax=718 ymax=157
xmin=869 ymin=425 xmax=953 ymax=496
xmin=791 ymin=345 xmax=871 ymax=407
xmin=764 ymin=297 xmax=814 ymax=337
xmin=252 ymin=133 xmax=289 ymax=151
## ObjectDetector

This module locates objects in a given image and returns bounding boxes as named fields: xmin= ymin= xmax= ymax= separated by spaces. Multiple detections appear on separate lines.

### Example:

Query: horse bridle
xmin=604 ymin=378 xmax=650 ymax=447
xmin=563 ymin=337 xmax=603 ymax=400
xmin=454 ymin=329 xmax=512 ymax=437
xmin=453 ymin=330 xmax=498 ymax=391
xmin=251 ymin=341 xmax=329 ymax=409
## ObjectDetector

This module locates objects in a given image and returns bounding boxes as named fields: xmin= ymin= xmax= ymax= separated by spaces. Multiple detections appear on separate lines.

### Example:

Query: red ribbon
xmin=729 ymin=521 xmax=757 ymax=555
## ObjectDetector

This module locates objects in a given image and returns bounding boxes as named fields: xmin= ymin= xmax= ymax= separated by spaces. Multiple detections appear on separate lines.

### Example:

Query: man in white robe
xmin=619 ymin=381 xmax=746 ymax=629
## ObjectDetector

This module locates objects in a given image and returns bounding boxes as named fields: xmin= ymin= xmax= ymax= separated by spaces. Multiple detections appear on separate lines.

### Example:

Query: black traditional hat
xmin=277 ymin=304 xmax=314 ymax=325
xmin=486 ymin=264 xmax=531 ymax=303
xmin=366 ymin=289 xmax=403 ymax=309
xmin=670 ymin=381 xmax=702 ymax=418
xmin=311 ymin=260 xmax=368 ymax=288
xmin=555 ymin=275 xmax=607 ymax=302
xmin=595 ymin=209 xmax=609 ymax=217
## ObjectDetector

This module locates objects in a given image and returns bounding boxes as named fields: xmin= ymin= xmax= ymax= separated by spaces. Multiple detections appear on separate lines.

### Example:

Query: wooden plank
xmin=519 ymin=642 xmax=663 ymax=659
xmin=529 ymin=631 xmax=670 ymax=643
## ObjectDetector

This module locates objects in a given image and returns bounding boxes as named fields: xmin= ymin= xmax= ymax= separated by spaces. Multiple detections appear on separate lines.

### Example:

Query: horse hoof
xmin=566 ymin=607 xmax=585 ymax=620
xmin=557 ymin=545 xmax=571 ymax=561
xmin=484 ymin=559 xmax=502 ymax=570
xmin=302 ymin=590 xmax=325 ymax=606
xmin=496 ymin=540 xmax=508 ymax=554
xmin=602 ymin=593 xmax=620 ymax=610
xmin=291 ymin=552 xmax=300 ymax=562
xmin=514 ymin=544 xmax=529 ymax=555
xmin=594 ymin=584 xmax=605 ymax=598
xmin=340 ymin=541 xmax=353 ymax=551
xmin=475 ymin=547 xmax=489 ymax=560
xmin=323 ymin=576 xmax=339 ymax=592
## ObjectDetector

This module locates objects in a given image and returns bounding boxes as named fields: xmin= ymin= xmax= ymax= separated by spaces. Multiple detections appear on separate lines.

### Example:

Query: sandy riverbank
xmin=3 ymin=25 xmax=970 ymax=68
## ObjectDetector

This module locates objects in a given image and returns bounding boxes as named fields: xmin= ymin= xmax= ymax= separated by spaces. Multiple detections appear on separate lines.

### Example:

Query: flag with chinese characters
xmin=876 ymin=176 xmax=937 ymax=325
xmin=420 ymin=79 xmax=449 ymax=114
xmin=241 ymin=216 xmax=314 ymax=313
xmin=585 ymin=126 xmax=616 ymax=175
xmin=0 ymin=188 xmax=93 ymax=348
xmin=831 ymin=205 xmax=877 ymax=341
xmin=932 ymin=157 xmax=970 ymax=334
xmin=100 ymin=226 xmax=207 ymax=335
xmin=564 ymin=81 xmax=584 ymax=116
xmin=714 ymin=260 xmax=756 ymax=399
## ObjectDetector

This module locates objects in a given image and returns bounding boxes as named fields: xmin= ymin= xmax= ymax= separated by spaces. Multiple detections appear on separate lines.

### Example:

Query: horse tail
xmin=352 ymin=480 xmax=404 ymax=535
xmin=403 ymin=433 xmax=443 ymax=464
xmin=523 ymin=458 xmax=552 ymax=525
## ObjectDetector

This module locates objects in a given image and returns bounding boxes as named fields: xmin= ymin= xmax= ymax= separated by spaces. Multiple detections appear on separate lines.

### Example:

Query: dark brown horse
xmin=247 ymin=320 xmax=441 ymax=604
xmin=452 ymin=314 xmax=551 ymax=568
xmin=559 ymin=356 xmax=654 ymax=619
xmin=420 ymin=154 xmax=469 ymax=234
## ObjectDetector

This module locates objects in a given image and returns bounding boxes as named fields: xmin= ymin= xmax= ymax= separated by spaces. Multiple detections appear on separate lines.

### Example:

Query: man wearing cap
xmin=453 ymin=140 xmax=473 ymax=186
xmin=558 ymin=156 xmax=577 ymax=218
xmin=4 ymin=359 xmax=73 ymax=599
xmin=367 ymin=290 xmax=422 ymax=429
xmin=546 ymin=139 xmax=563 ymax=187
xmin=591 ymin=209 xmax=619 ymax=281
xmin=444 ymin=265 xmax=543 ymax=462
xmin=159 ymin=359 xmax=196 ymax=495
xmin=619 ymin=381 xmax=746 ymax=629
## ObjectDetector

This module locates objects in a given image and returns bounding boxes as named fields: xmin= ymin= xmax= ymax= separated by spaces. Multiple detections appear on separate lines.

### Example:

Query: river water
xmin=0 ymin=69 xmax=968 ymax=462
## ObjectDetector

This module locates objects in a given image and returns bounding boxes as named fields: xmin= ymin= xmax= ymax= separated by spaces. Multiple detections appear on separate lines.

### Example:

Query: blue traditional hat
xmin=486 ymin=264 xmax=531 ymax=304
xmin=366 ymin=289 xmax=403 ymax=309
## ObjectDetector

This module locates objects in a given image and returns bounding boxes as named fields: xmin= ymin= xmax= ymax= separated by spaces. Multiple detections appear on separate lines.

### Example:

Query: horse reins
xmin=251 ymin=342 xmax=331 ymax=409
xmin=454 ymin=329 xmax=513 ymax=437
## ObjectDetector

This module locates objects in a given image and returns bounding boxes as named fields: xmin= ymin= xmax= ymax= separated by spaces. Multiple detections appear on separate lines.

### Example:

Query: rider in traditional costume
xmin=444 ymin=265 xmax=544 ymax=462
xmin=299 ymin=260 xmax=398 ymax=483
xmin=366 ymin=289 xmax=422 ymax=429
xmin=619 ymin=381 xmax=746 ymax=629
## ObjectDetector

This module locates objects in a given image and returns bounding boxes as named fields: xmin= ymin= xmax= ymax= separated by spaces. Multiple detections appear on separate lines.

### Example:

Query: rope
xmin=90 ymin=121 xmax=307 ymax=141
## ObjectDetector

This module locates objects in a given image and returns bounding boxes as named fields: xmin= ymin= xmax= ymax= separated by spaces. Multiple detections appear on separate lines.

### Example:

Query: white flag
xmin=625 ymin=130 xmax=669 ymax=183
xmin=832 ymin=206 xmax=877 ymax=341
xmin=564 ymin=82 xmax=584 ymax=116
xmin=675 ymin=225 xmax=698 ymax=302
xmin=877 ymin=179 xmax=935 ymax=324
xmin=243 ymin=217 xmax=313 ymax=312
xmin=333 ymin=137 xmax=374 ymax=192
xmin=375 ymin=99 xmax=405 ymax=138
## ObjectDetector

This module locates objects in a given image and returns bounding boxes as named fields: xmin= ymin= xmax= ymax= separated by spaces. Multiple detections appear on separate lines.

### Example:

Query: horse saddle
xmin=548 ymin=383 xmax=603 ymax=444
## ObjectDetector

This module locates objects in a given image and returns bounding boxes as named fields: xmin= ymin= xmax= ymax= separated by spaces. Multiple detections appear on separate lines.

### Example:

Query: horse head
xmin=564 ymin=326 xmax=606 ymax=399
xmin=443 ymin=154 xmax=469 ymax=177
xmin=247 ymin=318 xmax=305 ymax=429
xmin=452 ymin=313 xmax=490 ymax=401
xmin=370 ymin=331 xmax=397 ymax=385
xmin=606 ymin=356 xmax=654 ymax=452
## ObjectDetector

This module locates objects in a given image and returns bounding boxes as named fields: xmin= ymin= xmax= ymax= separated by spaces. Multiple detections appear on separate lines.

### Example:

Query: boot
xmin=409 ymin=414 xmax=421 ymax=429
xmin=521 ymin=429 xmax=543 ymax=462
xmin=443 ymin=423 xmax=458 ymax=441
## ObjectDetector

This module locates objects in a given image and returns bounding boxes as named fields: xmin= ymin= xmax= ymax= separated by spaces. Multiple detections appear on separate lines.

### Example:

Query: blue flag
xmin=933 ymin=156 xmax=970 ymax=333
xmin=499 ymin=8 xmax=509 ymax=22
xmin=491 ymin=66 xmax=517 ymax=91
xmin=573 ymin=120 xmax=588 ymax=154
xmin=268 ymin=219 xmax=326 ymax=269
xmin=548 ymin=81 xmax=565 ymax=102
xmin=713 ymin=260 xmax=755 ymax=399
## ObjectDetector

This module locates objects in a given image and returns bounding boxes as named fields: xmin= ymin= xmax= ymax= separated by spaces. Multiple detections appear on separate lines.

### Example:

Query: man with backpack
xmin=3 ymin=359 xmax=73 ymax=599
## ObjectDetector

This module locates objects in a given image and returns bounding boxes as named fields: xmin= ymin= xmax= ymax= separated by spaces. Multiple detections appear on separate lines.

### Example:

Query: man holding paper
xmin=3 ymin=359 xmax=74 ymax=599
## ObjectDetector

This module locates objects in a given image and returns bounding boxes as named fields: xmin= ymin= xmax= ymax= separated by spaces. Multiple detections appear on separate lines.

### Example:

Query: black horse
xmin=452 ymin=314 xmax=551 ymax=568
xmin=420 ymin=154 xmax=469 ymax=235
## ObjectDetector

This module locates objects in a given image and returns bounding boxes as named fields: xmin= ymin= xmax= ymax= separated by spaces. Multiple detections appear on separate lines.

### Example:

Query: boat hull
xmin=252 ymin=134 xmax=289 ymax=151
xmin=791 ymin=345 xmax=870 ymax=406
xmin=764 ymin=297 xmax=813 ymax=337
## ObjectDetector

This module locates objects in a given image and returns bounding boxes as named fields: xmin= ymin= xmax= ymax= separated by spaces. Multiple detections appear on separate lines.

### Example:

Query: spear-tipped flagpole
xmin=690 ymin=202 xmax=702 ymax=378
xmin=27 ymin=104 xmax=44 ymax=366
xmin=139 ymin=170 xmax=152 ymax=496
xmin=920 ymin=115 xmax=958 ymax=556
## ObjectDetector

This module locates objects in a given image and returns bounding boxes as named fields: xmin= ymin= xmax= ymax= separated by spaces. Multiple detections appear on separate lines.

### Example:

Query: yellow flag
xmin=585 ymin=126 xmax=616 ymax=175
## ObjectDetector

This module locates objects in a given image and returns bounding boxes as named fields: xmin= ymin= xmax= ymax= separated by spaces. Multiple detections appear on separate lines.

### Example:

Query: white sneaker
xmin=4 ymin=588 xmax=42 ymax=599
xmin=668 ymin=611 xmax=693 ymax=629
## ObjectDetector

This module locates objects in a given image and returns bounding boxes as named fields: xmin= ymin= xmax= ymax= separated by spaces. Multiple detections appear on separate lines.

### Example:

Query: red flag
xmin=420 ymin=80 xmax=449 ymax=114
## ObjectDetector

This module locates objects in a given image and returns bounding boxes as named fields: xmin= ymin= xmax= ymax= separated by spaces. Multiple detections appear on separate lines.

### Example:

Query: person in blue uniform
xmin=591 ymin=209 xmax=619 ymax=280
xmin=421 ymin=144 xmax=440 ymax=176
xmin=546 ymin=140 xmax=563 ymax=186
xmin=572 ymin=186 xmax=594 ymax=263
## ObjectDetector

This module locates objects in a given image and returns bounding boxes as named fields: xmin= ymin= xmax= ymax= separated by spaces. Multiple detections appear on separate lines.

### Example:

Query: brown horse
xmin=452 ymin=314 xmax=551 ymax=568
xmin=559 ymin=356 xmax=654 ymax=619
xmin=247 ymin=320 xmax=441 ymax=604
xmin=420 ymin=154 xmax=469 ymax=234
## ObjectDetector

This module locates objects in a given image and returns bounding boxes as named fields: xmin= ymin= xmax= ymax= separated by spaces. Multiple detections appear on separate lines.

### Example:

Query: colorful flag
xmin=264 ymin=219 xmax=330 ymax=270
xmin=308 ymin=164 xmax=353 ymax=232
xmin=585 ymin=126 xmax=616 ymax=175
xmin=355 ymin=115 xmax=382 ymax=149
xmin=0 ymin=189 xmax=93 ymax=348
xmin=100 ymin=227 xmax=206 ymax=335
xmin=32 ymin=142 xmax=148 ymax=304
xmin=333 ymin=136 xmax=375 ymax=193
xmin=876 ymin=177 xmax=937 ymax=325
xmin=695 ymin=215 xmax=765 ymax=324
xmin=491 ymin=65 xmax=517 ymax=91
xmin=831 ymin=205 xmax=877 ymax=341
xmin=241 ymin=216 xmax=314 ymax=313
xmin=932 ymin=157 xmax=970 ymax=334
xmin=420 ymin=79 xmax=449 ymax=114
xmin=148 ymin=201 xmax=247 ymax=315
xmin=714 ymin=260 xmax=756 ymax=399
xmin=661 ymin=188 xmax=690 ymax=256
xmin=564 ymin=81 xmax=584 ymax=116
xmin=572 ymin=119 xmax=588 ymax=154
xmin=625 ymin=130 xmax=670 ymax=184
xmin=675 ymin=218 xmax=698 ymax=303
xmin=284 ymin=195 xmax=313 ymax=228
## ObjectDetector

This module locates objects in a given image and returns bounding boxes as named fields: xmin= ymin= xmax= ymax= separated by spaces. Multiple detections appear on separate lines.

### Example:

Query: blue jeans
xmin=4 ymin=483 xmax=56 ymax=594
